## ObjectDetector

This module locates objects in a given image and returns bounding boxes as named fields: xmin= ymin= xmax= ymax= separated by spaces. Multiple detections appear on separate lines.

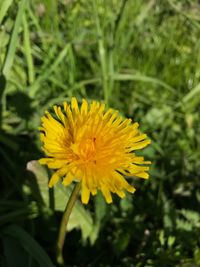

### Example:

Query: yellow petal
xmin=91 ymin=188 xmax=97 ymax=196
xmin=48 ymin=159 xmax=69 ymax=169
xmin=71 ymin=97 xmax=79 ymax=113
xmin=131 ymin=134 xmax=147 ymax=143
xmin=134 ymin=172 xmax=149 ymax=179
xmin=49 ymin=172 xmax=60 ymax=188
xmin=38 ymin=158 xmax=50 ymax=165
xmin=81 ymin=180 xmax=90 ymax=204
xmin=130 ymin=139 xmax=151 ymax=150
xmin=81 ymin=99 xmax=88 ymax=115
xmin=62 ymin=172 xmax=74 ymax=186
xmin=53 ymin=105 xmax=66 ymax=125
xmin=125 ymin=184 xmax=136 ymax=193
xmin=115 ymin=189 xmax=125 ymax=198
xmin=101 ymin=185 xmax=112 ymax=204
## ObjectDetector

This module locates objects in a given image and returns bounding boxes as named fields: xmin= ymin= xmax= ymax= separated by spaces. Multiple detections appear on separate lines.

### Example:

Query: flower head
xmin=39 ymin=97 xmax=151 ymax=204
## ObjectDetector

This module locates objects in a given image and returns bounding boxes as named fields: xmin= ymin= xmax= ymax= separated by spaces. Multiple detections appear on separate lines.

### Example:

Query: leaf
xmin=89 ymin=192 xmax=107 ymax=244
xmin=159 ymin=230 xmax=165 ymax=246
xmin=0 ymin=0 xmax=13 ymax=25
xmin=27 ymin=160 xmax=49 ymax=206
xmin=179 ymin=209 xmax=200 ymax=228
xmin=176 ymin=219 xmax=193 ymax=231
xmin=183 ymin=83 xmax=200 ymax=103
xmin=1 ymin=225 xmax=56 ymax=267
xmin=2 ymin=235 xmax=36 ymax=267
xmin=112 ymin=72 xmax=176 ymax=94
xmin=0 ymin=202 xmax=38 ymax=226
xmin=2 ymin=0 xmax=27 ymax=76
xmin=182 ymin=83 xmax=200 ymax=111
xmin=0 ymin=74 xmax=6 ymax=99
xmin=27 ymin=160 xmax=94 ymax=242
xmin=167 ymin=235 xmax=175 ymax=248
xmin=0 ymin=132 xmax=19 ymax=151
xmin=94 ymin=192 xmax=107 ymax=223
xmin=55 ymin=183 xmax=94 ymax=242
xmin=23 ymin=13 xmax=35 ymax=84
xmin=28 ymin=44 xmax=70 ymax=97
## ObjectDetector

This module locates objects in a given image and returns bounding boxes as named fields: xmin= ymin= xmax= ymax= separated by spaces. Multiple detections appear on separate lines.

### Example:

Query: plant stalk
xmin=56 ymin=182 xmax=81 ymax=265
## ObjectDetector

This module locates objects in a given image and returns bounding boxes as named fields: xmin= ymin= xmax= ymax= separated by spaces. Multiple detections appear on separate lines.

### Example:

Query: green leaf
xmin=182 ymin=83 xmax=200 ymax=111
xmin=2 ymin=235 xmax=37 ymax=267
xmin=167 ymin=235 xmax=175 ymax=248
xmin=28 ymin=44 xmax=70 ymax=97
xmin=0 ymin=202 xmax=38 ymax=226
xmin=159 ymin=230 xmax=165 ymax=246
xmin=1 ymin=225 xmax=56 ymax=267
xmin=179 ymin=209 xmax=200 ymax=228
xmin=89 ymin=192 xmax=107 ymax=244
xmin=23 ymin=13 xmax=35 ymax=84
xmin=176 ymin=219 xmax=193 ymax=231
xmin=27 ymin=160 xmax=94 ymax=242
xmin=55 ymin=183 xmax=94 ymax=242
xmin=112 ymin=72 xmax=176 ymax=94
xmin=2 ymin=0 xmax=27 ymax=76
xmin=0 ymin=0 xmax=13 ymax=25
xmin=27 ymin=160 xmax=49 ymax=206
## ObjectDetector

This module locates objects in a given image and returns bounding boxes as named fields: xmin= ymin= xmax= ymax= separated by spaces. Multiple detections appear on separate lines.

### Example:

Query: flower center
xmin=71 ymin=137 xmax=97 ymax=161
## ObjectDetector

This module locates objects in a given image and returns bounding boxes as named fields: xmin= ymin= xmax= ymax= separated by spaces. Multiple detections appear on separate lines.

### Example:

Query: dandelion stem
xmin=56 ymin=182 xmax=81 ymax=265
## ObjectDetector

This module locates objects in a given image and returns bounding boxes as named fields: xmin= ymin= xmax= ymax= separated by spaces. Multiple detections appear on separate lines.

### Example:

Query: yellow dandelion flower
xmin=39 ymin=97 xmax=151 ymax=204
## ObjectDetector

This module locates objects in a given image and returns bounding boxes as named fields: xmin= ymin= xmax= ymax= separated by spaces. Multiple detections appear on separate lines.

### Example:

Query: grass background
xmin=0 ymin=0 xmax=200 ymax=266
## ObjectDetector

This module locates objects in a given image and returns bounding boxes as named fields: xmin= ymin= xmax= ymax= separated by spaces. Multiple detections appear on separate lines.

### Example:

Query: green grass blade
xmin=28 ymin=44 xmax=70 ymax=97
xmin=182 ymin=83 xmax=200 ymax=104
xmin=23 ymin=13 xmax=35 ymax=84
xmin=1 ymin=225 xmax=56 ymax=267
xmin=0 ymin=0 xmax=13 ymax=25
xmin=93 ymin=0 xmax=109 ymax=105
xmin=0 ymin=206 xmax=38 ymax=225
xmin=2 ymin=0 xmax=27 ymax=76
xmin=112 ymin=73 xmax=176 ymax=94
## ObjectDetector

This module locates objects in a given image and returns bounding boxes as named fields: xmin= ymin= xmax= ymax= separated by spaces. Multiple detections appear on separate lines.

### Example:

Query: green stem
xmin=56 ymin=182 xmax=81 ymax=265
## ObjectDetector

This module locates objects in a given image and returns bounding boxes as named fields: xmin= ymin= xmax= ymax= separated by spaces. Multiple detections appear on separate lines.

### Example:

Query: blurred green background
xmin=0 ymin=0 xmax=200 ymax=266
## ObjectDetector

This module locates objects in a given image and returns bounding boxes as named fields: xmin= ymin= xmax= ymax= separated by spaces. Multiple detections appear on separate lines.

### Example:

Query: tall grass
xmin=0 ymin=0 xmax=200 ymax=266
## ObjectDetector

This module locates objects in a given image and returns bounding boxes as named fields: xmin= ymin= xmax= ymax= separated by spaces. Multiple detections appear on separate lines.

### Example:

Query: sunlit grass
xmin=0 ymin=0 xmax=200 ymax=266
